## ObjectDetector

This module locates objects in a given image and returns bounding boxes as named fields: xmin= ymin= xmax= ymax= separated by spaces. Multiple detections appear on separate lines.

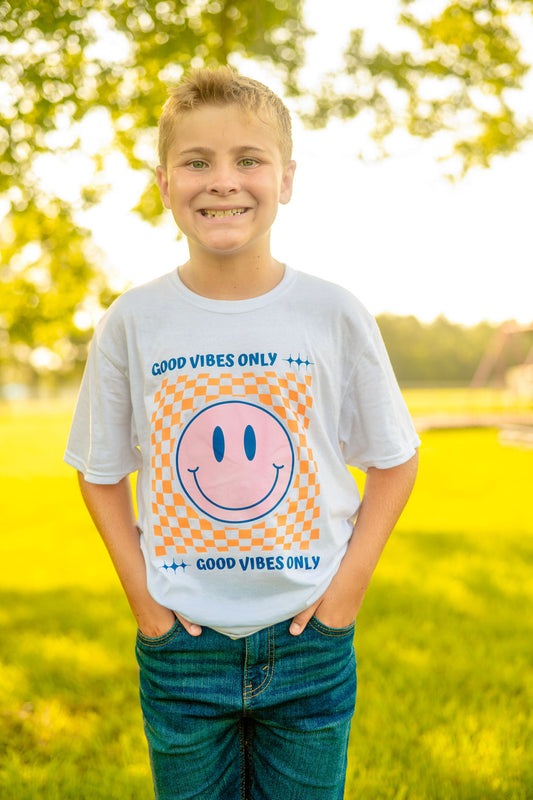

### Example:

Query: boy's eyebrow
xmin=176 ymin=146 xmax=269 ymax=157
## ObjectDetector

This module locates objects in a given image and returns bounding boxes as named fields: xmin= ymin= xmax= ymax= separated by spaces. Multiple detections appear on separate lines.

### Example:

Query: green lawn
xmin=0 ymin=396 xmax=531 ymax=799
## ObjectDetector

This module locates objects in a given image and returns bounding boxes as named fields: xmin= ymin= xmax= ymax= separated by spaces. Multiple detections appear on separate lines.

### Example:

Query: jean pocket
xmin=308 ymin=616 xmax=356 ymax=638
xmin=136 ymin=618 xmax=182 ymax=649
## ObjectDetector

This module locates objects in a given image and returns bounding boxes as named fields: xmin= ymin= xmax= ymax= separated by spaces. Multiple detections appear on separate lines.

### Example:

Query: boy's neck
xmin=178 ymin=252 xmax=285 ymax=301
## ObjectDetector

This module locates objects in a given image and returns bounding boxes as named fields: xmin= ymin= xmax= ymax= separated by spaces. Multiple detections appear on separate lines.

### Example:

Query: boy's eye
xmin=189 ymin=160 xmax=207 ymax=169
xmin=240 ymin=158 xmax=258 ymax=167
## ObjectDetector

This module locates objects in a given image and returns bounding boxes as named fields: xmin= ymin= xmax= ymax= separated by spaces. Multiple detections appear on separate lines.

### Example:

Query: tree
xmin=1 ymin=0 xmax=532 ymax=387
xmin=376 ymin=313 xmax=498 ymax=384
xmin=305 ymin=0 xmax=533 ymax=175
xmin=0 ymin=0 xmax=312 ymax=386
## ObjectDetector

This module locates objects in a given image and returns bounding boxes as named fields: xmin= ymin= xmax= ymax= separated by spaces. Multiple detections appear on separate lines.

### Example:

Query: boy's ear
xmin=279 ymin=160 xmax=296 ymax=205
xmin=156 ymin=165 xmax=171 ymax=209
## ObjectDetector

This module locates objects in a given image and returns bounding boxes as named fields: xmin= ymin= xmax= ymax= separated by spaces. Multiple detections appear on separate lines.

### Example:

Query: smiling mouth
xmin=200 ymin=208 xmax=247 ymax=218
xmin=187 ymin=464 xmax=284 ymax=511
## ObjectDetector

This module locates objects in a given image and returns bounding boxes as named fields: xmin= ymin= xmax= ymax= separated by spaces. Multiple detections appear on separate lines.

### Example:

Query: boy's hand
xmin=175 ymin=613 xmax=203 ymax=637
xmin=289 ymin=584 xmax=362 ymax=636
xmin=138 ymin=605 xmax=178 ymax=639
xmin=289 ymin=596 xmax=323 ymax=636
xmin=138 ymin=606 xmax=203 ymax=638
xmin=289 ymin=546 xmax=369 ymax=636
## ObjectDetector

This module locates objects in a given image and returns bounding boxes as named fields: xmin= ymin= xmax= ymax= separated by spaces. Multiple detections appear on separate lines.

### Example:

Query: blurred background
xmin=1 ymin=1 xmax=532 ymax=798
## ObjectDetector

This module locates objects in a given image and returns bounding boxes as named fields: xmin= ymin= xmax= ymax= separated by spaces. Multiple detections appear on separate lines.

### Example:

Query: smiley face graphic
xmin=176 ymin=401 xmax=295 ymax=524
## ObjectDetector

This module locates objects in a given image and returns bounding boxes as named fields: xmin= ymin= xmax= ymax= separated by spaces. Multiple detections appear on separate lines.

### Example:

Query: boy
xmin=65 ymin=67 xmax=419 ymax=800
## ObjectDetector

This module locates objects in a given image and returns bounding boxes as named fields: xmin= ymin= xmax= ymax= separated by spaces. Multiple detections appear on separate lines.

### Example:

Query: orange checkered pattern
xmin=150 ymin=371 xmax=320 ymax=556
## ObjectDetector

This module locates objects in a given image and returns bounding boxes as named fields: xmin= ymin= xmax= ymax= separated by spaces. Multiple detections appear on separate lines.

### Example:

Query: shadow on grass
xmin=0 ymin=588 xmax=151 ymax=800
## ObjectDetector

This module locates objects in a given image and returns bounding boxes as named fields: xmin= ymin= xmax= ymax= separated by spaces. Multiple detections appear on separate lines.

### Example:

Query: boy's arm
xmin=77 ymin=473 xmax=202 ymax=637
xmin=290 ymin=450 xmax=419 ymax=635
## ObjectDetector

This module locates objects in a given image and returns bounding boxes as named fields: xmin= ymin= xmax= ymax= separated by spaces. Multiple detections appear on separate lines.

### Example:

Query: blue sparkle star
xmin=283 ymin=353 xmax=314 ymax=370
xmin=161 ymin=560 xmax=190 ymax=573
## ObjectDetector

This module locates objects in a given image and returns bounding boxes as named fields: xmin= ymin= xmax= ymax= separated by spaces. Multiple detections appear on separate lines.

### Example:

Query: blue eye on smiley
xmin=213 ymin=426 xmax=225 ymax=463
xmin=212 ymin=424 xmax=257 ymax=462
xmin=244 ymin=425 xmax=256 ymax=461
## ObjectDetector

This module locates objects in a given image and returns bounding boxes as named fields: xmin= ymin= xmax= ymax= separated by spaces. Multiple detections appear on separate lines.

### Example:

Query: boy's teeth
xmin=201 ymin=208 xmax=246 ymax=218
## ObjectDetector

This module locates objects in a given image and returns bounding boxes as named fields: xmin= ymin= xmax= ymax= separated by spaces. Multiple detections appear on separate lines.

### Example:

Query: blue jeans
xmin=135 ymin=616 xmax=357 ymax=800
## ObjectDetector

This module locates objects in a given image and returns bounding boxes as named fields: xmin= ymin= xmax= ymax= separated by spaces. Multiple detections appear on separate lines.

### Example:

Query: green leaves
xmin=0 ymin=198 xmax=115 ymax=379
xmin=1 ymin=0 xmax=533 ymax=387
xmin=376 ymin=314 xmax=501 ymax=385
xmin=303 ymin=1 xmax=533 ymax=176
xmin=0 ymin=0 xmax=313 ymax=386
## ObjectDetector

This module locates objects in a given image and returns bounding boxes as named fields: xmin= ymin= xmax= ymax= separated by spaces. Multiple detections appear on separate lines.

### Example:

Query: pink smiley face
xmin=176 ymin=401 xmax=295 ymax=524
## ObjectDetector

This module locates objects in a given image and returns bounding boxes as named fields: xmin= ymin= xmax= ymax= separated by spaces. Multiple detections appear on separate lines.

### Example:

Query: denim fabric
xmin=135 ymin=616 xmax=357 ymax=800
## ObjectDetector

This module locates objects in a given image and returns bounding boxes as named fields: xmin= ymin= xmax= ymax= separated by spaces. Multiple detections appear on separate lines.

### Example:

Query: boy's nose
xmin=206 ymin=167 xmax=240 ymax=195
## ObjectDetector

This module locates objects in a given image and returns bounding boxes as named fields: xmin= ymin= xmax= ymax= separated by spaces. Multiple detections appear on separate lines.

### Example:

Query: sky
xmin=82 ymin=0 xmax=533 ymax=326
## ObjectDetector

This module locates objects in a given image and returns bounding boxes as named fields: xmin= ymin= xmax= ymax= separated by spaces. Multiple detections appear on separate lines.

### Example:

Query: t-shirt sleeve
xmin=338 ymin=320 xmax=420 ymax=472
xmin=64 ymin=334 xmax=141 ymax=484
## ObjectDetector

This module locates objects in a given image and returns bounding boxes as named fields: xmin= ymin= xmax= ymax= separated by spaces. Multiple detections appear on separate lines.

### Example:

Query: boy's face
xmin=156 ymin=104 xmax=296 ymax=261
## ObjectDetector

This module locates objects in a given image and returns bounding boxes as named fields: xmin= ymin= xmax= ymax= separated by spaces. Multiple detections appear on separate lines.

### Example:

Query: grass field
xmin=0 ymin=391 xmax=532 ymax=799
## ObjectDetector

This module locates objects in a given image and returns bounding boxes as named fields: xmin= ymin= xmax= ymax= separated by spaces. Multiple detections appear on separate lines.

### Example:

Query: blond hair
xmin=158 ymin=66 xmax=293 ymax=168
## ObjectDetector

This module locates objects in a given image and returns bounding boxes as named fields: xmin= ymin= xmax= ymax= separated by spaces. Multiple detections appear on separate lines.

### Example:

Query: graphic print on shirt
xmin=176 ymin=400 xmax=295 ymax=524
xmin=150 ymin=371 xmax=320 ymax=556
